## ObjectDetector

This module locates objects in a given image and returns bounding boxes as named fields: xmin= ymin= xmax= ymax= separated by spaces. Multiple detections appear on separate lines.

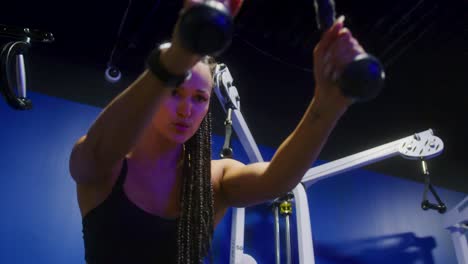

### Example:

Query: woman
xmin=69 ymin=0 xmax=364 ymax=263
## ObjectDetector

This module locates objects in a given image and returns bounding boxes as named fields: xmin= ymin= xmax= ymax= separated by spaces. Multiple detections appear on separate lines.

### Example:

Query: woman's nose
xmin=176 ymin=99 xmax=192 ymax=118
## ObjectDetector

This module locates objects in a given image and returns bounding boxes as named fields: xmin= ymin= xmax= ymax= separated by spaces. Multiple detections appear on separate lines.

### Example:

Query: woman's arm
xmin=69 ymin=0 xmax=245 ymax=184
xmin=69 ymin=38 xmax=200 ymax=184
xmin=217 ymin=98 xmax=348 ymax=207
xmin=217 ymin=17 xmax=362 ymax=207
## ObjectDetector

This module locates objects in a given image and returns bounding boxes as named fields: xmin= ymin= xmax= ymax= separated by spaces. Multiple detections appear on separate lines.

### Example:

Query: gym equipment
xmin=443 ymin=196 xmax=468 ymax=264
xmin=314 ymin=0 xmax=385 ymax=101
xmin=214 ymin=64 xmax=444 ymax=264
xmin=178 ymin=0 xmax=234 ymax=56
xmin=0 ymin=24 xmax=54 ymax=110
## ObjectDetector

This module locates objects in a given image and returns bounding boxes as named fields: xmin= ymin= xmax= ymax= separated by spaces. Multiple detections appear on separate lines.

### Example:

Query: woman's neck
xmin=129 ymin=129 xmax=183 ymax=170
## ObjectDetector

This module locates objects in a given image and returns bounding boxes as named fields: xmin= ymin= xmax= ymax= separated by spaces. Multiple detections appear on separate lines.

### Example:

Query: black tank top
xmin=82 ymin=159 xmax=178 ymax=264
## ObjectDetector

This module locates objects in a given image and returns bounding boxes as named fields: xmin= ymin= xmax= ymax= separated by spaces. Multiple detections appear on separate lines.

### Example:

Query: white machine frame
xmin=213 ymin=64 xmax=445 ymax=264
xmin=443 ymin=196 xmax=468 ymax=264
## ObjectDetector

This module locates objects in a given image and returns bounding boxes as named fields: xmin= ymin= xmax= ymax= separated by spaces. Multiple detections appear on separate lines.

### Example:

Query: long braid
xmin=175 ymin=55 xmax=217 ymax=264
xmin=176 ymin=110 xmax=214 ymax=264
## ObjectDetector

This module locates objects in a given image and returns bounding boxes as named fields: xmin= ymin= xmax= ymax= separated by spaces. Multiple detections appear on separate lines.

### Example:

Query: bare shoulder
xmin=70 ymin=135 xmax=125 ymax=216
xmin=74 ymin=158 xmax=124 ymax=217
xmin=210 ymin=159 xmax=245 ymax=182
xmin=210 ymin=159 xmax=245 ymax=220
xmin=211 ymin=158 xmax=271 ymax=208
xmin=69 ymin=135 xmax=122 ymax=184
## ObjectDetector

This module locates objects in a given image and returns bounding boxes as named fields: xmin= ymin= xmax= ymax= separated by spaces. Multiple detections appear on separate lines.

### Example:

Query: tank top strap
xmin=113 ymin=158 xmax=128 ymax=190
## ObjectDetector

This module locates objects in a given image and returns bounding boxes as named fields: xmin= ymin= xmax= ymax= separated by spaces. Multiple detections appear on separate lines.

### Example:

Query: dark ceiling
xmin=1 ymin=0 xmax=467 ymax=194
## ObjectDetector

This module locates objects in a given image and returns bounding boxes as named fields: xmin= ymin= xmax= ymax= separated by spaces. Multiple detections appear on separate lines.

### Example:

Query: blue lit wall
xmin=0 ymin=92 xmax=464 ymax=263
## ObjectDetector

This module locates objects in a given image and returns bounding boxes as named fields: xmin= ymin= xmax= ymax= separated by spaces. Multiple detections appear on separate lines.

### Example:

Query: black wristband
xmin=146 ymin=46 xmax=191 ymax=88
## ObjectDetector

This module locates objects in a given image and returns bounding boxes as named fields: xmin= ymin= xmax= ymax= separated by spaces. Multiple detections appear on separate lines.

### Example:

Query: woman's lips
xmin=174 ymin=122 xmax=190 ymax=131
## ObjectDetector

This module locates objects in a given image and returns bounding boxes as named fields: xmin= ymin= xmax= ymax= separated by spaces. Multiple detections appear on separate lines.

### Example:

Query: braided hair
xmin=176 ymin=56 xmax=217 ymax=264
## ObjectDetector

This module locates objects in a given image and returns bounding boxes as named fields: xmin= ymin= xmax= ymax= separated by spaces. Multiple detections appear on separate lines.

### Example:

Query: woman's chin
xmin=169 ymin=132 xmax=192 ymax=144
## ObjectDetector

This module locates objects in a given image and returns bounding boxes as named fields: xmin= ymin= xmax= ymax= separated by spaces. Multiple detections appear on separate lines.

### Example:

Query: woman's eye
xmin=194 ymin=95 xmax=208 ymax=102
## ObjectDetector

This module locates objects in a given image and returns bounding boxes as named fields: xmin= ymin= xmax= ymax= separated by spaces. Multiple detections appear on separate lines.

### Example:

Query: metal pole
xmin=16 ymin=54 xmax=27 ymax=98
xmin=285 ymin=214 xmax=292 ymax=264
xmin=274 ymin=205 xmax=281 ymax=264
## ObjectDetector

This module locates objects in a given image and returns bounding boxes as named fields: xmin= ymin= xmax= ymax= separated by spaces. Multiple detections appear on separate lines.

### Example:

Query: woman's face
xmin=153 ymin=62 xmax=213 ymax=144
